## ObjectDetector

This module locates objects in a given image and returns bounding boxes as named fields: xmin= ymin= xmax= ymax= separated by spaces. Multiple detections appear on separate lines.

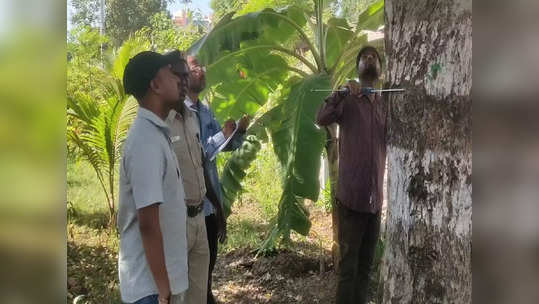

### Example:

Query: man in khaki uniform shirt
xmin=165 ymin=52 xmax=209 ymax=304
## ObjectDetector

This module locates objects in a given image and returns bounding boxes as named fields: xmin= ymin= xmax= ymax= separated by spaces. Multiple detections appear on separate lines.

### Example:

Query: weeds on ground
xmin=67 ymin=147 xmax=344 ymax=303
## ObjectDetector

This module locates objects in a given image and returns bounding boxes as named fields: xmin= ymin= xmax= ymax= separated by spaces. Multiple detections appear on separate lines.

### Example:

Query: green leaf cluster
xmin=192 ymin=0 xmax=384 ymax=250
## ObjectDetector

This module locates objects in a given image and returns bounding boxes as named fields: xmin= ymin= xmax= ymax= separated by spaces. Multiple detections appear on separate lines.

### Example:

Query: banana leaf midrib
xmin=198 ymin=9 xmax=322 ymax=70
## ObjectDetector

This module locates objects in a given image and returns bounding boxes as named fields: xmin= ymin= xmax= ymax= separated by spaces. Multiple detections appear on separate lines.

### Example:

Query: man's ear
xmin=149 ymin=78 xmax=159 ymax=95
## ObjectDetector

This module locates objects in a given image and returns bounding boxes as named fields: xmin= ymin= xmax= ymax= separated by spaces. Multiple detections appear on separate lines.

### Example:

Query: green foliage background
xmin=191 ymin=0 xmax=384 ymax=249
xmin=66 ymin=0 xmax=384 ymax=250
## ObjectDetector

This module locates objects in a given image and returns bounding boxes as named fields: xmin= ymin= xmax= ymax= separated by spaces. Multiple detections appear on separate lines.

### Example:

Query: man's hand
xmin=216 ymin=208 xmax=227 ymax=244
xmin=158 ymin=292 xmax=170 ymax=304
xmin=237 ymin=115 xmax=251 ymax=132
xmin=217 ymin=217 xmax=227 ymax=244
xmin=344 ymin=80 xmax=361 ymax=96
xmin=223 ymin=119 xmax=236 ymax=138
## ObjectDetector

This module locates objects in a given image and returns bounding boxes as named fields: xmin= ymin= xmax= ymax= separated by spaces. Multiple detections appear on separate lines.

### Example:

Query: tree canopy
xmin=69 ymin=0 xmax=174 ymax=46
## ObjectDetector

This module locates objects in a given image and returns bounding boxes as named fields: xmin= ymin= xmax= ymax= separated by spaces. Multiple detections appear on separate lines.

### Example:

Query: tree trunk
xmin=107 ymin=197 xmax=117 ymax=230
xmin=380 ymin=0 xmax=472 ymax=303
xmin=325 ymin=124 xmax=340 ymax=270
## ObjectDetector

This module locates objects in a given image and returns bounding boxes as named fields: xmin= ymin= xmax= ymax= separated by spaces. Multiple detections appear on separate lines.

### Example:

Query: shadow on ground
xmin=212 ymin=239 xmax=385 ymax=303
xmin=212 ymin=245 xmax=337 ymax=304
xmin=67 ymin=240 xmax=121 ymax=303
xmin=68 ymin=203 xmax=110 ymax=230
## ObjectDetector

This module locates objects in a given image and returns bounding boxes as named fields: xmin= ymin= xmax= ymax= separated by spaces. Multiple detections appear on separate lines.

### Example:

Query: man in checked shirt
xmin=317 ymin=46 xmax=388 ymax=304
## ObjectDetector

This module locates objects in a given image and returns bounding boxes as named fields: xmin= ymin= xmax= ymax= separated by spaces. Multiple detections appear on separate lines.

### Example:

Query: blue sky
xmin=169 ymin=0 xmax=213 ymax=17
xmin=67 ymin=0 xmax=213 ymax=31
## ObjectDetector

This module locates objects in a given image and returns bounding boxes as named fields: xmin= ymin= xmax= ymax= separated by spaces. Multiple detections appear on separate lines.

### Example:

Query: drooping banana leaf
xmin=264 ymin=74 xmax=330 ymax=243
xmin=220 ymin=135 xmax=262 ymax=217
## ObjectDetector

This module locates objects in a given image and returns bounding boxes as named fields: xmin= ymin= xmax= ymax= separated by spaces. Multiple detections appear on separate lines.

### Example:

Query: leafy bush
xmin=315 ymin=179 xmax=332 ymax=213
xmin=243 ymin=142 xmax=283 ymax=219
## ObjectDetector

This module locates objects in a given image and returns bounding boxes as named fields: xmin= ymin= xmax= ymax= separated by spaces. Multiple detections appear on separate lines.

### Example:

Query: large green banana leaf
xmin=206 ymin=48 xmax=290 ymax=122
xmin=188 ymin=6 xmax=309 ymax=66
xmin=355 ymin=0 xmax=384 ymax=32
xmin=325 ymin=17 xmax=354 ymax=70
xmin=267 ymin=74 xmax=330 ymax=238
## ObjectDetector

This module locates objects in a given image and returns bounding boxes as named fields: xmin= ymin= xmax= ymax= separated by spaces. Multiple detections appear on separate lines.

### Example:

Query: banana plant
xmin=67 ymin=38 xmax=147 ymax=227
xmin=189 ymin=0 xmax=384 ymax=248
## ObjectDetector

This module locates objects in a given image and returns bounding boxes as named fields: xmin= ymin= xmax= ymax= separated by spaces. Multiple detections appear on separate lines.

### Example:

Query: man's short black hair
xmin=356 ymin=45 xmax=383 ymax=69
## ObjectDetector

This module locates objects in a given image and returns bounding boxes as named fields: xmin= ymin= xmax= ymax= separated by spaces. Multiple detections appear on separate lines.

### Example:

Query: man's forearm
xmin=139 ymin=207 xmax=170 ymax=298
xmin=316 ymin=93 xmax=343 ymax=126
xmin=222 ymin=131 xmax=244 ymax=152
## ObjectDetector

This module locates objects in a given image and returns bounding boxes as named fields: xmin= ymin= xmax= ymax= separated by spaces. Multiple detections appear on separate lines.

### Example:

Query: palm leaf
xmin=67 ymin=92 xmax=100 ymax=125
xmin=111 ymin=37 xmax=151 ymax=81
xmin=67 ymin=53 xmax=138 ymax=224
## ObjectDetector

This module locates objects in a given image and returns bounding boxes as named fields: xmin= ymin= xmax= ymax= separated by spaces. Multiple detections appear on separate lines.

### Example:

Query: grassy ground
xmin=67 ymin=148 xmax=385 ymax=303
xmin=67 ymin=159 xmax=121 ymax=303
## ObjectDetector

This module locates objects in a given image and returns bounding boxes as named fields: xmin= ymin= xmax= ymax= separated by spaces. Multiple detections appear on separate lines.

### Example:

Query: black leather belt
xmin=186 ymin=202 xmax=204 ymax=217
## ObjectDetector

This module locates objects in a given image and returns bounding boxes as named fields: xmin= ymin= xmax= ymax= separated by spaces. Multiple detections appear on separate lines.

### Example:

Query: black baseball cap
xmin=123 ymin=51 xmax=177 ymax=100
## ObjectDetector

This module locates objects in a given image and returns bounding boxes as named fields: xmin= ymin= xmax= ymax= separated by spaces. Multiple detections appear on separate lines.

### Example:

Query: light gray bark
xmin=380 ymin=0 xmax=472 ymax=303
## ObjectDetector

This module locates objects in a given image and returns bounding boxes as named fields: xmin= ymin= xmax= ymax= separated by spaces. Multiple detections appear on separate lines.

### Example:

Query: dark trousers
xmin=336 ymin=203 xmax=381 ymax=304
xmin=205 ymin=214 xmax=218 ymax=304
xmin=128 ymin=294 xmax=157 ymax=304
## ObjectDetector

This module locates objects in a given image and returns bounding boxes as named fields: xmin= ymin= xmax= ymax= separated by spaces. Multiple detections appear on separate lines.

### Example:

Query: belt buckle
xmin=187 ymin=202 xmax=203 ymax=217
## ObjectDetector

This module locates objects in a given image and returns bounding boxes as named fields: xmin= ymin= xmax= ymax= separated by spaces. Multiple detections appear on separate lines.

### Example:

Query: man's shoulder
xmin=131 ymin=117 xmax=164 ymax=139
xmin=126 ymin=119 xmax=167 ymax=152
xmin=197 ymin=102 xmax=219 ymax=125
xmin=197 ymin=101 xmax=211 ymax=113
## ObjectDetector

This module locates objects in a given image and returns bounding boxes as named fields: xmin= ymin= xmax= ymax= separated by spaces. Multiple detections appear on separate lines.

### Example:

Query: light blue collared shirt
xmin=184 ymin=96 xmax=245 ymax=216
xmin=118 ymin=107 xmax=188 ymax=302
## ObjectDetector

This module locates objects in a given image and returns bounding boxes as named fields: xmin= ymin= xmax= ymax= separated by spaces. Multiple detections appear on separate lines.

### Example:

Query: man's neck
xmin=141 ymin=97 xmax=170 ymax=121
xmin=359 ymin=78 xmax=377 ymax=88
xmin=188 ymin=91 xmax=199 ymax=104
xmin=174 ymin=104 xmax=185 ymax=116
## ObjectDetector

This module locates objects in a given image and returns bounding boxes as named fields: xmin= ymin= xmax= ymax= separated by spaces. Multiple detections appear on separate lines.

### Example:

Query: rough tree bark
xmin=380 ymin=0 xmax=472 ymax=303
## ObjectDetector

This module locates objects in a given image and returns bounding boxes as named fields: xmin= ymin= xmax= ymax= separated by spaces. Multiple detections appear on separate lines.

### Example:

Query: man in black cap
xmin=118 ymin=51 xmax=190 ymax=304
xmin=317 ymin=45 xmax=387 ymax=304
